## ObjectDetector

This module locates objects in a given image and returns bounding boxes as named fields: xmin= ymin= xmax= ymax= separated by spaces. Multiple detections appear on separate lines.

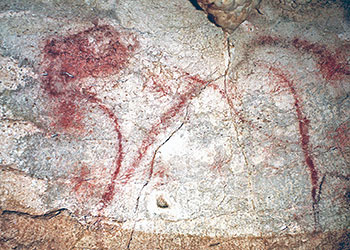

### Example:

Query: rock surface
xmin=197 ymin=0 xmax=262 ymax=32
xmin=0 ymin=0 xmax=349 ymax=249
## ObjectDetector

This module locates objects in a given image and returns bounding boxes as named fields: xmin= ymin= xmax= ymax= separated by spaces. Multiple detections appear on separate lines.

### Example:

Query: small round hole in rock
xmin=156 ymin=196 xmax=169 ymax=208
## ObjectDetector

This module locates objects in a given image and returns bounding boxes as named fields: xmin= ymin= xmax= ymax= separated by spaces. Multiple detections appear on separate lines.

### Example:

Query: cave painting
xmin=40 ymin=22 xmax=349 ymax=224
xmin=226 ymin=34 xmax=349 ymax=226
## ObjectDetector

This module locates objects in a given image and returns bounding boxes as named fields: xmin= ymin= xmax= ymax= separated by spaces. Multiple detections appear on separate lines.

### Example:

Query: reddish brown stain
xmin=268 ymin=67 xmax=319 ymax=202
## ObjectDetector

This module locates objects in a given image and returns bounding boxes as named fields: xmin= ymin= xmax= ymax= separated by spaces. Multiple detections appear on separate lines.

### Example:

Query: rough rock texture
xmin=0 ymin=0 xmax=349 ymax=249
xmin=197 ymin=0 xmax=262 ymax=32
xmin=1 ymin=209 xmax=349 ymax=249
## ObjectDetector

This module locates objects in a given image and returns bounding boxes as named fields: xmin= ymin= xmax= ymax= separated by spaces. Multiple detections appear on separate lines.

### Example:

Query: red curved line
xmin=268 ymin=66 xmax=319 ymax=203
xmin=93 ymin=74 xmax=207 ymax=209
xmin=85 ymin=95 xmax=124 ymax=208
xmin=122 ymin=75 xmax=207 ymax=184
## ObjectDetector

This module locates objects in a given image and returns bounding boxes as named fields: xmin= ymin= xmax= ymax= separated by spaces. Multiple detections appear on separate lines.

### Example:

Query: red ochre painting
xmin=40 ymin=23 xmax=217 ymax=211
xmin=226 ymin=34 xmax=349 ymax=226
xmin=39 ymin=22 xmax=349 ymax=223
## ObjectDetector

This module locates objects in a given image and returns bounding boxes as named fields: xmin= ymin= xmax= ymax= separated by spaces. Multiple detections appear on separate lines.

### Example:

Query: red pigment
xmin=251 ymin=35 xmax=349 ymax=199
xmin=153 ymin=164 xmax=173 ymax=187
xmin=41 ymin=24 xmax=136 ymax=132
xmin=252 ymin=34 xmax=350 ymax=200
xmin=328 ymin=122 xmax=350 ymax=157
xmin=40 ymin=24 xmax=137 ymax=207
xmin=72 ymin=164 xmax=90 ymax=192
xmin=87 ymin=94 xmax=124 ymax=207
xmin=70 ymin=164 xmax=101 ymax=202
xmin=210 ymin=157 xmax=226 ymax=173
xmin=254 ymin=36 xmax=349 ymax=84
xmin=292 ymin=38 xmax=350 ymax=81
xmin=147 ymin=76 xmax=172 ymax=97
xmin=255 ymin=35 xmax=282 ymax=47
xmin=269 ymin=67 xmax=319 ymax=202
xmin=124 ymin=75 xmax=208 ymax=182
xmin=98 ymin=73 xmax=208 ymax=207
xmin=54 ymin=98 xmax=83 ymax=131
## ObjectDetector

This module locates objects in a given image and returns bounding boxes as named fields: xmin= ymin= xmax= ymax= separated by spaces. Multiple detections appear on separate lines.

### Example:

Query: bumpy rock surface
xmin=197 ymin=0 xmax=262 ymax=32
xmin=0 ymin=0 xmax=349 ymax=249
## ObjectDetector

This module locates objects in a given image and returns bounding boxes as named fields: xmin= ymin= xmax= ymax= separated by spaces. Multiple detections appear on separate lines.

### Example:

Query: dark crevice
xmin=316 ymin=175 xmax=326 ymax=203
xmin=209 ymin=242 xmax=220 ymax=247
xmin=187 ymin=0 xmax=221 ymax=28
xmin=1 ymin=208 xmax=67 ymax=219
xmin=127 ymin=121 xmax=186 ymax=248
xmin=312 ymin=175 xmax=326 ymax=231
xmin=340 ymin=0 xmax=350 ymax=21
xmin=345 ymin=189 xmax=350 ymax=204
xmin=134 ymin=180 xmax=149 ymax=213
xmin=126 ymin=229 xmax=135 ymax=250
xmin=207 ymin=13 xmax=220 ymax=27
xmin=156 ymin=196 xmax=169 ymax=208
xmin=188 ymin=0 xmax=203 ymax=10
xmin=256 ymin=8 xmax=264 ymax=15
xmin=337 ymin=231 xmax=350 ymax=250
xmin=134 ymin=121 xmax=186 ymax=212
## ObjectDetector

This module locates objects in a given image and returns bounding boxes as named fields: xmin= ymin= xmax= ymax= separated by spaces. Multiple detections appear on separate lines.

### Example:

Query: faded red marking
xmin=152 ymin=163 xmax=173 ymax=187
xmin=144 ymin=75 xmax=173 ymax=98
xmin=154 ymin=167 xmax=169 ymax=180
xmin=255 ymin=35 xmax=282 ymax=47
xmin=224 ymin=84 xmax=252 ymax=125
xmin=292 ymin=39 xmax=350 ymax=82
xmin=333 ymin=122 xmax=350 ymax=152
xmin=52 ymin=97 xmax=84 ymax=132
xmin=87 ymin=94 xmax=124 ymax=208
xmin=249 ymin=34 xmax=350 ymax=203
xmin=72 ymin=164 xmax=90 ymax=193
xmin=225 ymin=35 xmax=332 ymax=205
xmin=327 ymin=122 xmax=350 ymax=161
xmin=71 ymin=164 xmax=97 ymax=200
xmin=254 ymin=36 xmax=350 ymax=85
xmin=268 ymin=66 xmax=319 ymax=202
xmin=210 ymin=157 xmax=225 ymax=173
xmin=40 ymin=24 xmax=227 ymax=209
xmin=96 ymin=72 xmax=209 ymax=207
xmin=41 ymin=24 xmax=137 ymax=133
xmin=208 ymin=149 xmax=231 ymax=174
xmin=40 ymin=23 xmax=137 ymax=208
xmin=127 ymin=75 xmax=207 ymax=181
xmin=223 ymin=74 xmax=295 ymax=157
